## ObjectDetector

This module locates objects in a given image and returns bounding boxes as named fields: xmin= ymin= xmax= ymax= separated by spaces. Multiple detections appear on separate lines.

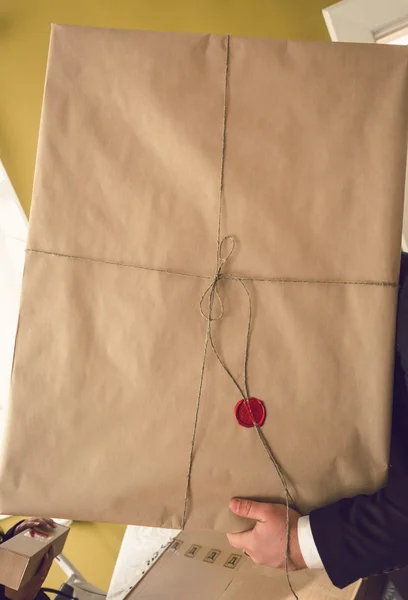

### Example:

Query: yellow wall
xmin=0 ymin=0 xmax=330 ymax=591
xmin=0 ymin=0 xmax=330 ymax=216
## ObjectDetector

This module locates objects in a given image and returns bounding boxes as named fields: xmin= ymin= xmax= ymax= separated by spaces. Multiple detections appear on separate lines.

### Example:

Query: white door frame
xmin=323 ymin=0 xmax=408 ymax=42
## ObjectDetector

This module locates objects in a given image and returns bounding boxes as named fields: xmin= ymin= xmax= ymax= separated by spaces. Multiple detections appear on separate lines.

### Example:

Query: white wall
xmin=0 ymin=162 xmax=27 ymax=445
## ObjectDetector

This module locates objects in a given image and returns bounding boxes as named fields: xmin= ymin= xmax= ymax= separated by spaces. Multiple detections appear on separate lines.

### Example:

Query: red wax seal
xmin=234 ymin=397 xmax=266 ymax=428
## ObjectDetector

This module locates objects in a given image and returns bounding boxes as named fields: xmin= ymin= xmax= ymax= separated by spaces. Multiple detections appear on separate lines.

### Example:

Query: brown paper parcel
xmin=1 ymin=25 xmax=408 ymax=531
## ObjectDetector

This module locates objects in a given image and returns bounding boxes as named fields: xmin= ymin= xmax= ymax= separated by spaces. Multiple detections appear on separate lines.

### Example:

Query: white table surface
xmin=107 ymin=526 xmax=179 ymax=600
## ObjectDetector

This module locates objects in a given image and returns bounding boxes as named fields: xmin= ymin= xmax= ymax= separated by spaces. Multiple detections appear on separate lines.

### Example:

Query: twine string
xmin=25 ymin=249 xmax=398 ymax=289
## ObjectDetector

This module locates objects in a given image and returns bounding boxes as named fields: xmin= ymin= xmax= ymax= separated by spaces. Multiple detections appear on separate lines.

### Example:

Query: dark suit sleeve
xmin=3 ymin=521 xmax=24 ymax=542
xmin=309 ymin=253 xmax=408 ymax=589
xmin=310 ymin=465 xmax=408 ymax=587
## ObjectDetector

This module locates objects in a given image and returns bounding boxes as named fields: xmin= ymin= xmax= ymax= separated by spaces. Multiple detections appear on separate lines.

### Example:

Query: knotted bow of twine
xmin=199 ymin=236 xmax=251 ymax=402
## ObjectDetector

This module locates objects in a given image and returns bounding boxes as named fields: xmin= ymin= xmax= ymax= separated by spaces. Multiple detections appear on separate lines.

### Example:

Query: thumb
xmin=229 ymin=498 xmax=268 ymax=522
xmin=37 ymin=548 xmax=54 ymax=578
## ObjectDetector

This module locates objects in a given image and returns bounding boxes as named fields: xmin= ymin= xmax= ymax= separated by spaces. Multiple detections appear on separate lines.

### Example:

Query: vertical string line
xmin=182 ymin=34 xmax=232 ymax=529
xmin=182 ymin=34 xmax=298 ymax=599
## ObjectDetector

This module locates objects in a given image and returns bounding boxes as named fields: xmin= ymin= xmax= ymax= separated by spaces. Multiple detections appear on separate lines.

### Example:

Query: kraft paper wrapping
xmin=1 ymin=25 xmax=408 ymax=532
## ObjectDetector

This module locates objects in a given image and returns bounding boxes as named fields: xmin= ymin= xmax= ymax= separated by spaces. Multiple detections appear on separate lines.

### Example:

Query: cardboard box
xmin=0 ymin=524 xmax=69 ymax=590
xmin=1 ymin=26 xmax=408 ymax=530
xmin=127 ymin=532 xmax=365 ymax=600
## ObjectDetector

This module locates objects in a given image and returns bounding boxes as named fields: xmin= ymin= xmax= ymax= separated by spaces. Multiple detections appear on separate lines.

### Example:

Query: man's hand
xmin=227 ymin=498 xmax=307 ymax=570
xmin=15 ymin=518 xmax=56 ymax=535
xmin=6 ymin=549 xmax=54 ymax=600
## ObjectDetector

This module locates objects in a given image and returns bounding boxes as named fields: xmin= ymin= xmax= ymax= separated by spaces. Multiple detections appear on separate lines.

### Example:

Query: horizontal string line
xmin=26 ymin=248 xmax=398 ymax=288
xmin=26 ymin=248 xmax=209 ymax=280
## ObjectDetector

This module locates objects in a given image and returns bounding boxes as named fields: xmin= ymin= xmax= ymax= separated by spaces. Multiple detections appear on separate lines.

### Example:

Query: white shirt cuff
xmin=297 ymin=515 xmax=324 ymax=569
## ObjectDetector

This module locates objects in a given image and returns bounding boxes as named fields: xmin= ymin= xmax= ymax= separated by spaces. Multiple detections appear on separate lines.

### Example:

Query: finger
xmin=36 ymin=552 xmax=54 ymax=581
xmin=37 ymin=549 xmax=54 ymax=577
xmin=16 ymin=520 xmax=36 ymax=534
xmin=38 ymin=518 xmax=56 ymax=528
xmin=227 ymin=530 xmax=253 ymax=552
xmin=34 ymin=519 xmax=47 ymax=529
xmin=246 ymin=552 xmax=261 ymax=565
xmin=26 ymin=518 xmax=41 ymax=527
xmin=42 ymin=518 xmax=56 ymax=528
xmin=229 ymin=498 xmax=268 ymax=522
